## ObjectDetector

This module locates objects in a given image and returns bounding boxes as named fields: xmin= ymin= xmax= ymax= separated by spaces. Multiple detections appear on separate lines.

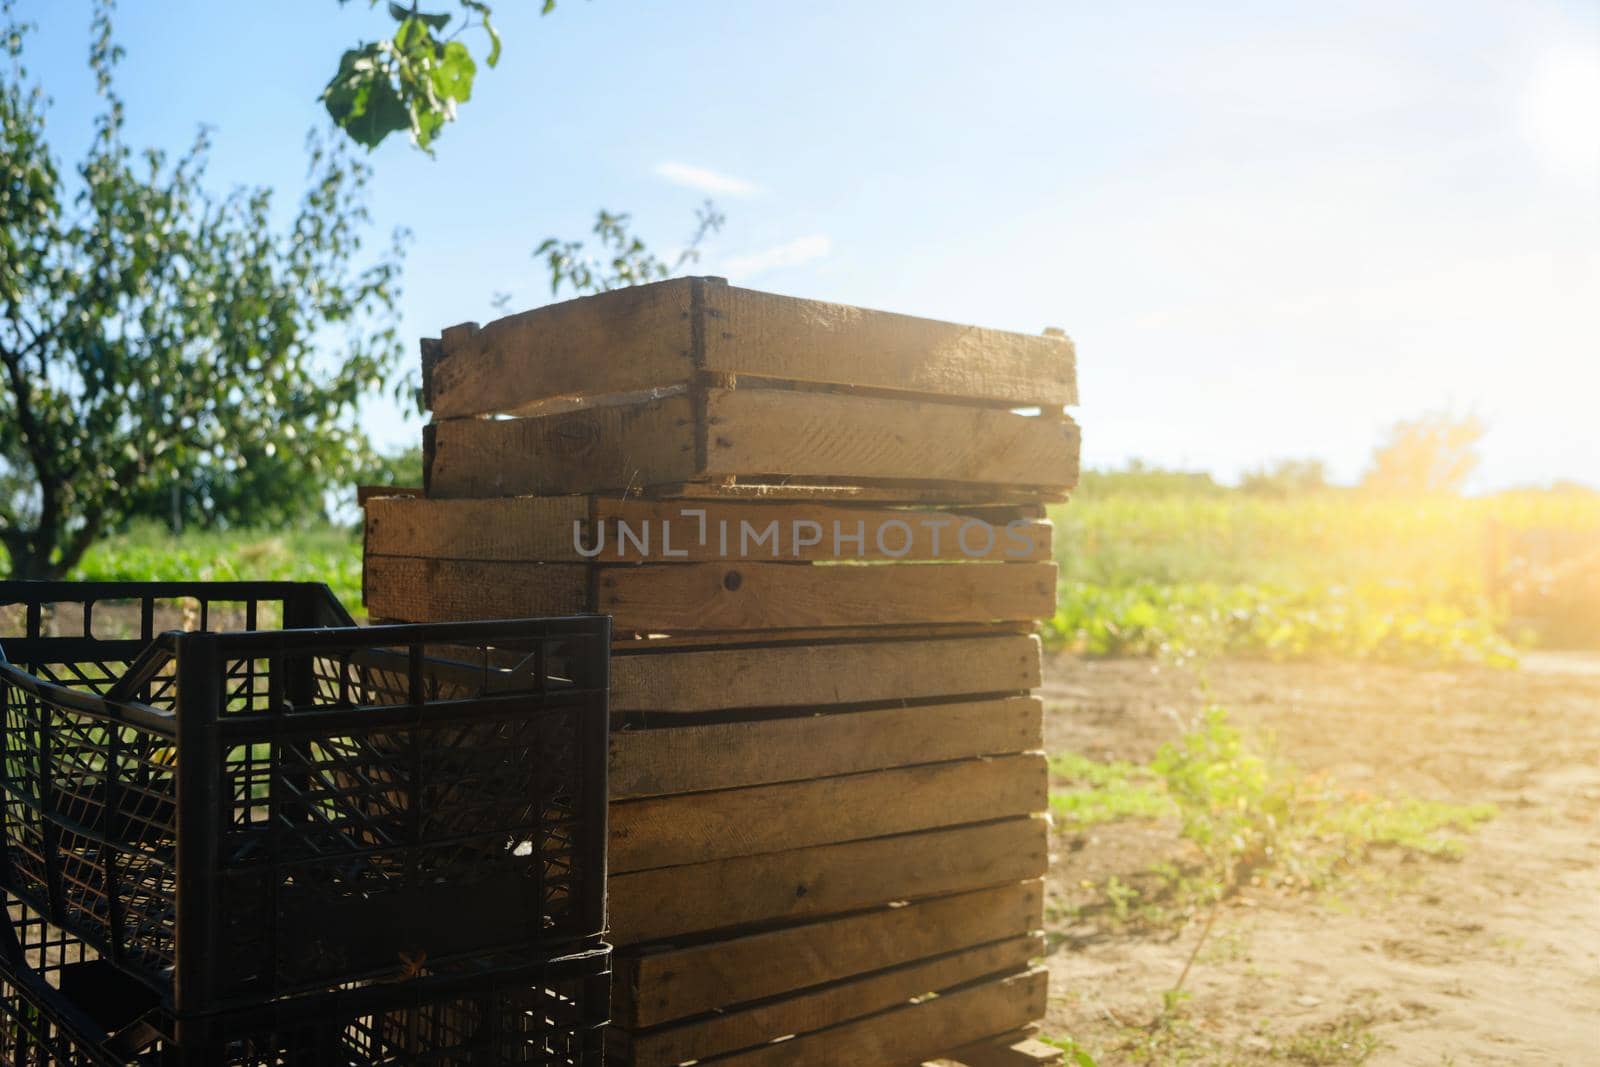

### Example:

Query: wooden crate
xmin=593 ymin=632 xmax=1051 ymax=1064
xmin=363 ymin=494 xmax=1057 ymax=638
xmin=363 ymin=278 xmax=1073 ymax=1061
xmin=419 ymin=277 xmax=1078 ymax=501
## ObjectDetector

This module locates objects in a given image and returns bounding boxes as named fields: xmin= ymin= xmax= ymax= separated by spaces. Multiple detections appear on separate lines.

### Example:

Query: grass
xmin=1046 ymin=487 xmax=1600 ymax=666
xmin=1053 ymin=707 xmax=1497 ymax=926
xmin=69 ymin=522 xmax=365 ymax=613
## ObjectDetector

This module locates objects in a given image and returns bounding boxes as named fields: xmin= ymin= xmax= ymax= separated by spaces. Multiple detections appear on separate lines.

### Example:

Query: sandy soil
xmin=1038 ymin=653 xmax=1600 ymax=1066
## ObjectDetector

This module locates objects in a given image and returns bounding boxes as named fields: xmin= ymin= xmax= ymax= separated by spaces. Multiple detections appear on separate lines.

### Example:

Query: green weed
xmin=71 ymin=522 xmax=364 ymax=613
xmin=1049 ymin=752 xmax=1170 ymax=827
xmin=1275 ymin=1015 xmax=1381 ymax=1064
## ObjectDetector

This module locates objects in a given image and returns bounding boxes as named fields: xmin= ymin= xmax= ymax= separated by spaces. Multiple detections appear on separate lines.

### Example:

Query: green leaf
xmin=484 ymin=19 xmax=502 ymax=67
xmin=430 ymin=40 xmax=476 ymax=104
xmin=387 ymin=2 xmax=454 ymax=31
xmin=321 ymin=44 xmax=412 ymax=149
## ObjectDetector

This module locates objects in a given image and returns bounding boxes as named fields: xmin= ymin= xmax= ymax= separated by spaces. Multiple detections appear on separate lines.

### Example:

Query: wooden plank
xmin=701 ymin=968 xmax=1048 ymax=1067
xmin=363 ymin=557 xmax=588 ymax=622
xmin=608 ymin=817 xmax=1049 ymax=944
xmin=365 ymin=495 xmax=592 ymax=561
xmin=616 ymin=881 xmax=1044 ymax=1028
xmin=703 ymin=281 xmax=1077 ymax=406
xmin=364 ymin=495 xmax=1051 ymax=563
xmin=597 ymin=561 xmax=1059 ymax=631
xmin=424 ymin=278 xmax=1076 ymax=418
xmin=426 ymin=388 xmax=1078 ymax=497
xmin=611 ymin=754 xmax=1047 ymax=873
xmin=426 ymin=392 xmax=697 ymax=498
xmin=620 ymin=937 xmax=1043 ymax=1067
xmin=610 ymin=635 xmax=1041 ymax=714
xmin=593 ymin=499 xmax=1051 ymax=562
xmin=425 ymin=277 xmax=694 ymax=418
xmin=642 ymin=479 xmax=1066 ymax=506
xmin=943 ymin=1034 xmax=1064 ymax=1066
xmin=704 ymin=388 xmax=1080 ymax=489
xmin=612 ymin=622 xmax=1030 ymax=648
xmin=365 ymin=557 xmax=1056 ymax=631
xmin=610 ymin=696 xmax=1043 ymax=798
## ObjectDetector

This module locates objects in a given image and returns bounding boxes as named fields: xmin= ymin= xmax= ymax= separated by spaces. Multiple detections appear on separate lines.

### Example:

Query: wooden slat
xmin=610 ymin=696 xmax=1043 ymax=798
xmin=610 ymin=635 xmax=1041 ymax=714
xmin=620 ymin=936 xmax=1043 ymax=1067
xmin=640 ymin=479 xmax=1066 ymax=506
xmin=425 ymin=277 xmax=694 ymax=418
xmin=611 ymin=622 xmax=1030 ymax=648
xmin=426 ymin=392 xmax=697 ymax=498
xmin=426 ymin=388 xmax=1078 ymax=497
xmin=615 ymin=880 xmax=1044 ymax=1028
xmin=608 ymin=817 xmax=1049 ymax=944
xmin=598 ymin=561 xmax=1058 ymax=631
xmin=363 ymin=557 xmax=588 ymax=622
xmin=424 ymin=277 xmax=1076 ymax=419
xmin=365 ymin=558 xmax=1056 ymax=633
xmin=703 ymin=281 xmax=1076 ymax=407
xmin=701 ymin=968 xmax=1048 ymax=1067
xmin=594 ymin=499 xmax=1051 ymax=562
xmin=611 ymin=753 xmax=1046 ymax=873
xmin=364 ymin=495 xmax=1051 ymax=563
xmin=704 ymin=388 xmax=1079 ymax=489
xmin=943 ymin=1033 xmax=1065 ymax=1066
xmin=364 ymin=496 xmax=592 ymax=561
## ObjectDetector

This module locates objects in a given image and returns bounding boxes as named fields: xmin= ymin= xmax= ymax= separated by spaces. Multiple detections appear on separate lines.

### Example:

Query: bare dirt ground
xmin=1039 ymin=653 xmax=1600 ymax=1066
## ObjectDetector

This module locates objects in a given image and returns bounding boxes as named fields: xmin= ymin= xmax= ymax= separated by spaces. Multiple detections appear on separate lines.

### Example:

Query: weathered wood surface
xmin=700 ymin=282 xmax=1076 ymax=407
xmin=424 ymin=388 xmax=1079 ymax=497
xmin=696 ymin=967 xmax=1048 ymax=1067
xmin=364 ymin=556 xmax=1057 ymax=632
xmin=426 ymin=393 xmax=697 ymax=498
xmin=364 ymin=494 xmax=1051 ymax=563
xmin=424 ymin=279 xmax=694 ymax=418
xmin=609 ymin=621 xmax=1031 ymax=649
xmin=701 ymin=388 xmax=1079 ymax=488
xmin=608 ymin=817 xmax=1048 ymax=944
xmin=424 ymin=277 xmax=1076 ymax=418
xmin=599 ymin=560 xmax=1058 ymax=632
xmin=611 ymin=753 xmax=1046 ymax=873
xmin=939 ymin=1032 xmax=1065 ymax=1067
xmin=617 ymin=936 xmax=1043 ymax=1067
xmin=609 ymin=635 xmax=1041 ymax=714
xmin=610 ymin=695 xmax=1043 ymax=797
xmin=614 ymin=880 xmax=1044 ymax=1028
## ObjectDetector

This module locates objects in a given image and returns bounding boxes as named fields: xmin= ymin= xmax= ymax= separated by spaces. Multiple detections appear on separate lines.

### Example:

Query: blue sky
xmin=18 ymin=0 xmax=1600 ymax=489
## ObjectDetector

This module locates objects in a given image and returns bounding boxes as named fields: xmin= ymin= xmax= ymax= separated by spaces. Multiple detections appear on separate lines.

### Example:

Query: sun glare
xmin=1521 ymin=44 xmax=1600 ymax=183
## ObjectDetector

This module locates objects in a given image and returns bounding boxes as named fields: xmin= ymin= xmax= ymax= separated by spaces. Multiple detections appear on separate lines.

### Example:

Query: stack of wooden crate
xmin=362 ymin=276 xmax=1079 ymax=1066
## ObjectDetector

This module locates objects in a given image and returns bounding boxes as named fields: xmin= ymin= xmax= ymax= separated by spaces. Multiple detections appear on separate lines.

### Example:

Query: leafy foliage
xmin=0 ymin=3 xmax=404 ymax=578
xmin=534 ymin=201 xmax=726 ymax=297
xmin=1239 ymin=457 xmax=1328 ymax=496
xmin=324 ymin=0 xmax=558 ymax=152
xmin=1055 ymin=707 xmax=1496 ymax=925
xmin=1044 ymin=484 xmax=1600 ymax=666
xmin=73 ymin=524 xmax=364 ymax=611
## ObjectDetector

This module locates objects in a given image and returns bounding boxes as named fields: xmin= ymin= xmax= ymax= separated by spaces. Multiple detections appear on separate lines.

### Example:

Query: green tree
xmin=1362 ymin=413 xmax=1486 ymax=496
xmin=0 ymin=3 xmax=404 ymax=578
xmin=533 ymin=201 xmax=724 ymax=297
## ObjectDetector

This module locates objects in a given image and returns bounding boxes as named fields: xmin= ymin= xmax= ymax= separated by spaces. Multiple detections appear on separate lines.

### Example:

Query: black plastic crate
xmin=0 ymin=891 xmax=610 ymax=1065
xmin=0 ymin=582 xmax=610 ymax=1013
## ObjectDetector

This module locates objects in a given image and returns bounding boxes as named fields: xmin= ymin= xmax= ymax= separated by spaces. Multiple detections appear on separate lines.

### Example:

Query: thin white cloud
xmin=720 ymin=235 xmax=832 ymax=279
xmin=653 ymin=161 xmax=760 ymax=197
